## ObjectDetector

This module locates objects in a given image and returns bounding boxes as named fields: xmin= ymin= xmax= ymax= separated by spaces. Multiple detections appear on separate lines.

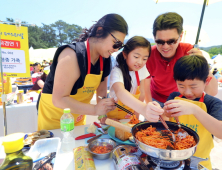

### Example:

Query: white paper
xmin=1 ymin=49 xmax=26 ymax=73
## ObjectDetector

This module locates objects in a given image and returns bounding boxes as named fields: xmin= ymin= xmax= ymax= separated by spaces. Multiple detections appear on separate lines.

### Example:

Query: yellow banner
xmin=0 ymin=24 xmax=30 ymax=77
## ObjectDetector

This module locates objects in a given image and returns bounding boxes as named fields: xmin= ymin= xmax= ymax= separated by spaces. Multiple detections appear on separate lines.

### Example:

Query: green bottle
xmin=0 ymin=133 xmax=33 ymax=170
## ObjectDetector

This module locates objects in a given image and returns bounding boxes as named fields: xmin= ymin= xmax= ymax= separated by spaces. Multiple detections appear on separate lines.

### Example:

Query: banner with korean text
xmin=0 ymin=24 xmax=30 ymax=77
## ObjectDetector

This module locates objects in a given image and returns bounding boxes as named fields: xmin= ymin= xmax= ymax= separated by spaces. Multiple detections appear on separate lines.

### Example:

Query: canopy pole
xmin=0 ymin=35 xmax=7 ymax=136
xmin=195 ymin=0 xmax=207 ymax=45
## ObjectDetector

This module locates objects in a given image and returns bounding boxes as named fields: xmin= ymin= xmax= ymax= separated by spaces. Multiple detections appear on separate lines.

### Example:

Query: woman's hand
xmin=144 ymin=101 xmax=164 ymax=122
xmin=164 ymin=100 xmax=199 ymax=117
xmin=94 ymin=98 xmax=116 ymax=115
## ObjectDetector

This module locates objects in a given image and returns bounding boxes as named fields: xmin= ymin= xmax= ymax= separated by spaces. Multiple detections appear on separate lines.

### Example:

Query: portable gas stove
xmin=140 ymin=155 xmax=208 ymax=170
xmin=112 ymin=145 xmax=208 ymax=170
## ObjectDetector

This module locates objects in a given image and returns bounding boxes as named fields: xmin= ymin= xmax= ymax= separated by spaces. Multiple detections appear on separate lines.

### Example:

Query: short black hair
xmin=33 ymin=62 xmax=40 ymax=66
xmin=153 ymin=12 xmax=183 ymax=37
xmin=174 ymin=55 xmax=209 ymax=82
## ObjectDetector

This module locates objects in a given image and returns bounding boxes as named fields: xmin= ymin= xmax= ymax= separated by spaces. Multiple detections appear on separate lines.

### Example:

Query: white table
xmin=0 ymin=102 xmax=38 ymax=136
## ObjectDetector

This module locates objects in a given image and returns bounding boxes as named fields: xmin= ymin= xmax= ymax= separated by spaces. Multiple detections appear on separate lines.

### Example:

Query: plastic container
xmin=60 ymin=108 xmax=75 ymax=152
xmin=17 ymin=90 xmax=24 ymax=104
xmin=0 ymin=133 xmax=33 ymax=170
xmin=27 ymin=138 xmax=60 ymax=162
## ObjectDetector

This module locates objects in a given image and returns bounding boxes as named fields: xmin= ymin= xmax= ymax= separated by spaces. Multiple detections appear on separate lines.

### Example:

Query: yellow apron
xmin=38 ymin=39 xmax=104 ymax=130
xmin=170 ymin=93 xmax=213 ymax=169
xmin=107 ymin=71 xmax=140 ymax=119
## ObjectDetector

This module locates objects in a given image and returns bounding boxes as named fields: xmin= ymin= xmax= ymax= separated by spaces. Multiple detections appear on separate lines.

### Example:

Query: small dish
xmin=87 ymin=138 xmax=116 ymax=160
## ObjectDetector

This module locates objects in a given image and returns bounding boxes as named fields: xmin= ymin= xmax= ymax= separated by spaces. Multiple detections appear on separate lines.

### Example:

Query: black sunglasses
xmin=109 ymin=32 xmax=124 ymax=50
xmin=155 ymin=37 xmax=180 ymax=45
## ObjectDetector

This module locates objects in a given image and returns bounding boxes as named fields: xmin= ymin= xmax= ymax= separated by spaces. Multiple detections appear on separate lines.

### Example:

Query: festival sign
xmin=0 ymin=24 xmax=30 ymax=77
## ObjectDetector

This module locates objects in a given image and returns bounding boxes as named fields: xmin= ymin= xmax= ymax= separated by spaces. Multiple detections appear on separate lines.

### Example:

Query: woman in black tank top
xmin=37 ymin=14 xmax=129 ymax=129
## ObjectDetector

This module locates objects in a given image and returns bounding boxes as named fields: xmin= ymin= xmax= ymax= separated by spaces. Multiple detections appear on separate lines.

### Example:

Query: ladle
xmin=174 ymin=117 xmax=189 ymax=139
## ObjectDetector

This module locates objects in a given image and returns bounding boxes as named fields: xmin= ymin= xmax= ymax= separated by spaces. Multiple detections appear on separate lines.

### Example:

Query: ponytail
xmin=116 ymin=52 xmax=132 ymax=92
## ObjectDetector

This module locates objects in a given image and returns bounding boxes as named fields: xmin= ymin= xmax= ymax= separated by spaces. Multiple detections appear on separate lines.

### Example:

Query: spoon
xmin=159 ymin=115 xmax=176 ymax=143
xmin=174 ymin=117 xmax=189 ymax=139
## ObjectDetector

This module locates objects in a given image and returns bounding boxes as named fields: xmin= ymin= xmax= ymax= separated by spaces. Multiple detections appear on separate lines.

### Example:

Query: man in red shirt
xmin=145 ymin=12 xmax=218 ymax=107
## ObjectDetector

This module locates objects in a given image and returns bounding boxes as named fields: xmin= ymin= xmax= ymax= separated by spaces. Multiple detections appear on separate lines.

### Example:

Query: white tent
xmin=181 ymin=25 xmax=210 ymax=46
xmin=213 ymin=54 xmax=222 ymax=63
xmin=29 ymin=47 xmax=57 ymax=63
xmin=212 ymin=54 xmax=222 ymax=72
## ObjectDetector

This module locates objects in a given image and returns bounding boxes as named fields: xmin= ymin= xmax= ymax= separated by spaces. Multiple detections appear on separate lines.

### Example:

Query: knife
xmin=94 ymin=122 xmax=105 ymax=133
xmin=75 ymin=133 xmax=96 ymax=140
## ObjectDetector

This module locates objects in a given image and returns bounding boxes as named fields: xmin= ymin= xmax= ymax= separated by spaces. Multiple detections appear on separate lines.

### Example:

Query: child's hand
xmin=164 ymin=100 xmax=199 ymax=117
xmin=144 ymin=101 xmax=164 ymax=122
xmin=162 ymin=106 xmax=171 ymax=118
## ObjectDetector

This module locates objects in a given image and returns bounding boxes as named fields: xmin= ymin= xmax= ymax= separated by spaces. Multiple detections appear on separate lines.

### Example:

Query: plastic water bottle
xmin=60 ymin=108 xmax=75 ymax=152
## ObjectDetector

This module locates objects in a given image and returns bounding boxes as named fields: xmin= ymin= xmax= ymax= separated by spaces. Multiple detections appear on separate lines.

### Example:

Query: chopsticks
xmin=98 ymin=96 xmax=134 ymax=116
xmin=115 ymin=103 xmax=134 ymax=115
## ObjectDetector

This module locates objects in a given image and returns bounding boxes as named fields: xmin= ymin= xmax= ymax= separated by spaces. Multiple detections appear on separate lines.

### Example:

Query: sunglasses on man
xmin=155 ymin=37 xmax=180 ymax=46
xmin=109 ymin=32 xmax=125 ymax=50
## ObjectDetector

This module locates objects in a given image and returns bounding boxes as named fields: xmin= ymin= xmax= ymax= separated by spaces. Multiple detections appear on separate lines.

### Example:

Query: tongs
xmin=174 ymin=117 xmax=189 ymax=139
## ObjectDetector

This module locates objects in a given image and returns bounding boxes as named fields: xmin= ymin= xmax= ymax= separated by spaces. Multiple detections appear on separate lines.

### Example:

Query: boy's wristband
xmin=98 ymin=115 xmax=107 ymax=120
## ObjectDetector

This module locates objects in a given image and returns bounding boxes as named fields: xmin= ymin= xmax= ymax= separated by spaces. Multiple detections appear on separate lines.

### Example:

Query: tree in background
xmin=41 ymin=24 xmax=57 ymax=48
xmin=51 ymin=20 xmax=82 ymax=46
xmin=208 ymin=46 xmax=222 ymax=58
xmin=28 ymin=26 xmax=48 ymax=49
xmin=200 ymin=45 xmax=222 ymax=58
xmin=51 ymin=20 xmax=68 ymax=46
xmin=65 ymin=24 xmax=82 ymax=43
xmin=4 ymin=18 xmax=83 ymax=49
